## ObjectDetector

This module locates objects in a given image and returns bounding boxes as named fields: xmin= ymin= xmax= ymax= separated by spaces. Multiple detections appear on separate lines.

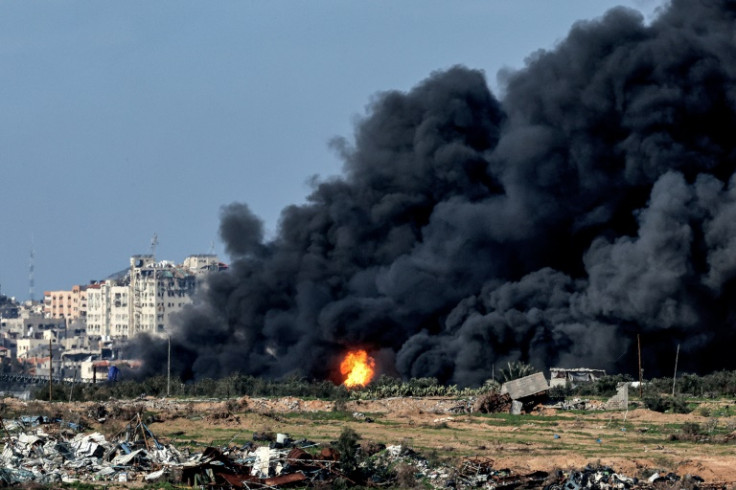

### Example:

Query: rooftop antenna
xmin=150 ymin=233 xmax=159 ymax=259
xmin=209 ymin=240 xmax=215 ymax=255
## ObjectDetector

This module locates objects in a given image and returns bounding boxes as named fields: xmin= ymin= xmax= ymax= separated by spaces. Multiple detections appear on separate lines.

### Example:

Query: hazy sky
xmin=0 ymin=0 xmax=666 ymax=301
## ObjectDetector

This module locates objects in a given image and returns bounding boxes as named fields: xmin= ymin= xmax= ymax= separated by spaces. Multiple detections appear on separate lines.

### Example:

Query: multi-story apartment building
xmin=43 ymin=285 xmax=87 ymax=324
xmin=86 ymin=282 xmax=130 ymax=339
xmin=129 ymin=255 xmax=198 ymax=337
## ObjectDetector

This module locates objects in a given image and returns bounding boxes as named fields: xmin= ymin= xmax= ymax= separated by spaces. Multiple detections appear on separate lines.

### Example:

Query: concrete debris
xmin=550 ymin=398 xmax=606 ymax=411
xmin=501 ymin=372 xmax=549 ymax=400
xmin=0 ymin=413 xmax=186 ymax=487
xmin=511 ymin=400 xmax=523 ymax=415
xmin=547 ymin=464 xmax=707 ymax=490
xmin=359 ymin=443 xmax=713 ymax=489
xmin=351 ymin=411 xmax=374 ymax=422
xmin=0 ymin=414 xmax=714 ymax=488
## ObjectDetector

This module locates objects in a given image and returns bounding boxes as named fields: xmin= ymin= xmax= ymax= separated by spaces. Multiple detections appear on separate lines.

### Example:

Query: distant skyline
xmin=0 ymin=0 xmax=665 ymax=300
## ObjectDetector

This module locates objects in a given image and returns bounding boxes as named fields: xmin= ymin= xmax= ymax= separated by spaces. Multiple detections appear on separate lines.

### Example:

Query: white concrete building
xmin=129 ymin=255 xmax=198 ymax=338
xmin=16 ymin=337 xmax=49 ymax=358
xmin=86 ymin=282 xmax=130 ymax=339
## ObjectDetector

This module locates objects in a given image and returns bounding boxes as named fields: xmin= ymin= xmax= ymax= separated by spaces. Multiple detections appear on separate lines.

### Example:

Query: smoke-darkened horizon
xmin=132 ymin=0 xmax=736 ymax=386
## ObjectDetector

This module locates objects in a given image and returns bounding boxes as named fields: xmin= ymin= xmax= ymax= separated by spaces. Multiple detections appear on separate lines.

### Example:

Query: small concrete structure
xmin=510 ymin=400 xmax=523 ymax=415
xmin=501 ymin=372 xmax=549 ymax=400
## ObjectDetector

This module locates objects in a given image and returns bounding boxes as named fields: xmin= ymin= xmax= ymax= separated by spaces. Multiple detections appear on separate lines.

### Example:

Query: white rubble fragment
xmin=144 ymin=467 xmax=167 ymax=482
xmin=95 ymin=466 xmax=116 ymax=478
xmin=112 ymin=448 xmax=147 ymax=466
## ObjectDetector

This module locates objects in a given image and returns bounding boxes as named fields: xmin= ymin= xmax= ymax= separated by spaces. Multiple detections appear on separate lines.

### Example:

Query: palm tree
xmin=498 ymin=361 xmax=537 ymax=382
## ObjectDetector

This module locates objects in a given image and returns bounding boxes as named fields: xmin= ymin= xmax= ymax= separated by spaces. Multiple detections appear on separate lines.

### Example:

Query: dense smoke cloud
xmin=136 ymin=0 xmax=736 ymax=385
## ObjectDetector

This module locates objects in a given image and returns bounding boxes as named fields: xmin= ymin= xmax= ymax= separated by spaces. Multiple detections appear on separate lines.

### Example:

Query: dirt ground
xmin=5 ymin=395 xmax=736 ymax=486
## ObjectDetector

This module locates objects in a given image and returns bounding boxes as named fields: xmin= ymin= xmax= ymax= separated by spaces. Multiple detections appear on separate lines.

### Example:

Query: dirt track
xmin=6 ymin=396 xmax=736 ymax=485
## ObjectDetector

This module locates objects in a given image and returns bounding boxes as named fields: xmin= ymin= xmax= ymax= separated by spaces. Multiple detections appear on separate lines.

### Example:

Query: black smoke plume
xmin=135 ymin=0 xmax=736 ymax=385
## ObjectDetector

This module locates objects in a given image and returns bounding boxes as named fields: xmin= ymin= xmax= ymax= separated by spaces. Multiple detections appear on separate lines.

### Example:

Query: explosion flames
xmin=340 ymin=350 xmax=376 ymax=388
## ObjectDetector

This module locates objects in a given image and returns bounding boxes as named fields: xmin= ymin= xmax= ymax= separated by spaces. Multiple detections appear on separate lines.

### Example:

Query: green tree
xmin=334 ymin=426 xmax=362 ymax=479
xmin=498 ymin=361 xmax=537 ymax=382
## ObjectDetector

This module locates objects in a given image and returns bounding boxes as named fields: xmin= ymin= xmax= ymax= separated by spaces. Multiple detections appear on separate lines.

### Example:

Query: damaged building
xmin=549 ymin=368 xmax=606 ymax=388
xmin=85 ymin=254 xmax=224 ymax=340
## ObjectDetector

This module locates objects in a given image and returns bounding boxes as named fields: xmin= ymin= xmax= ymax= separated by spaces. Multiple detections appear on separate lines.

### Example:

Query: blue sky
xmin=0 ymin=0 xmax=665 ymax=301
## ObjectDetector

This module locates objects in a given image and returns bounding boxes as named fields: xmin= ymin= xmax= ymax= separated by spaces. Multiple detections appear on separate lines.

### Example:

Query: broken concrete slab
xmin=605 ymin=383 xmax=629 ymax=410
xmin=500 ymin=372 xmax=549 ymax=400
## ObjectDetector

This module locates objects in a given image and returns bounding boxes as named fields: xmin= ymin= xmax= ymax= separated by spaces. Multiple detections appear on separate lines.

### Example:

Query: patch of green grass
xmin=278 ymin=410 xmax=383 ymax=422
xmin=649 ymin=454 xmax=676 ymax=469
xmin=480 ymin=413 xmax=567 ymax=423
xmin=164 ymin=431 xmax=201 ymax=440
xmin=58 ymin=484 xmax=98 ymax=490
xmin=142 ymin=483 xmax=180 ymax=490
xmin=481 ymin=418 xmax=567 ymax=430
xmin=564 ymin=430 xmax=593 ymax=437
xmin=707 ymin=405 xmax=736 ymax=418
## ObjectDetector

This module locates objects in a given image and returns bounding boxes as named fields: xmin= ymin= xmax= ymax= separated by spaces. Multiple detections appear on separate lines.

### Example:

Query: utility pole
xmin=48 ymin=338 xmax=52 ymax=401
xmin=672 ymin=344 xmax=680 ymax=396
xmin=167 ymin=335 xmax=171 ymax=398
xmin=637 ymin=334 xmax=643 ymax=398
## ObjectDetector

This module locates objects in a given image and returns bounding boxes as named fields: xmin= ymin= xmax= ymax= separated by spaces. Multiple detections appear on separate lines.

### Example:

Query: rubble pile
xmin=0 ymin=413 xmax=185 ymax=486
xmin=0 ymin=413 xmax=338 ymax=487
xmin=539 ymin=464 xmax=714 ymax=490
xmin=549 ymin=398 xmax=606 ymax=411
xmin=361 ymin=444 xmax=715 ymax=489
xmin=473 ymin=393 xmax=513 ymax=413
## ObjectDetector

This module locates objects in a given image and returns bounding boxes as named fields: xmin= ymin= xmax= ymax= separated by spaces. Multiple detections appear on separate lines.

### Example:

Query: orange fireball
xmin=340 ymin=349 xmax=375 ymax=388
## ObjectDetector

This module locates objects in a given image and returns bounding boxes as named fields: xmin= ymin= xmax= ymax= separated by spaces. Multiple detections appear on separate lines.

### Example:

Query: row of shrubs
xmin=34 ymin=374 xmax=345 ymax=402
xmin=31 ymin=369 xmax=736 ymax=404
xmin=32 ymin=374 xmax=498 ymax=402
xmin=30 ymin=360 xmax=527 ymax=402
